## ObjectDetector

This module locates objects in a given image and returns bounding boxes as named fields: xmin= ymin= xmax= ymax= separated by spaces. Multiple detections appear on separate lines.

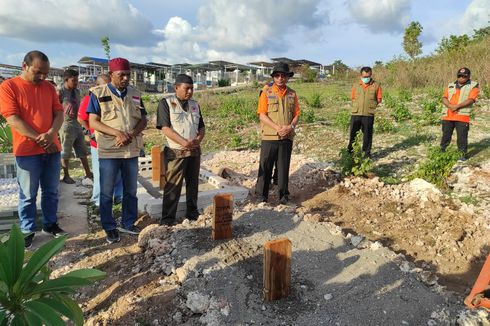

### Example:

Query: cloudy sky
xmin=0 ymin=0 xmax=489 ymax=69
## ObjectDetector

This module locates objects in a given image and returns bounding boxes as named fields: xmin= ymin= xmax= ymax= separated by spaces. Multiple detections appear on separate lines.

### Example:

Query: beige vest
xmin=442 ymin=80 xmax=478 ymax=116
xmin=351 ymin=81 xmax=380 ymax=116
xmin=90 ymin=85 xmax=144 ymax=159
xmin=260 ymin=84 xmax=296 ymax=141
xmin=164 ymin=95 xmax=201 ymax=150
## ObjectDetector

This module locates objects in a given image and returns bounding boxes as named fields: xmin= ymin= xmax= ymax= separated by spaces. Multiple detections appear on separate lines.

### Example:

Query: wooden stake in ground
xmin=263 ymin=238 xmax=292 ymax=301
xmin=212 ymin=194 xmax=233 ymax=240
xmin=151 ymin=146 xmax=161 ymax=182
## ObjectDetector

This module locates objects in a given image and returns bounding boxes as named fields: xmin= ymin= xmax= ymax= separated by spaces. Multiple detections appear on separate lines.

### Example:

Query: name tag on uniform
xmin=132 ymin=96 xmax=140 ymax=105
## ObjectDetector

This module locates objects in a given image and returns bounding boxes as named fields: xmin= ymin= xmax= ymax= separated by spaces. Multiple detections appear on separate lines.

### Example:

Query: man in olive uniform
xmin=347 ymin=66 xmax=382 ymax=158
xmin=87 ymin=57 xmax=147 ymax=243
xmin=255 ymin=62 xmax=300 ymax=205
xmin=156 ymin=74 xmax=205 ymax=225
xmin=440 ymin=67 xmax=479 ymax=161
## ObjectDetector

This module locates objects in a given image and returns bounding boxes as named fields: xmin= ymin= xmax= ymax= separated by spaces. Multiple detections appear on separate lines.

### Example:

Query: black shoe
xmin=118 ymin=225 xmax=141 ymax=235
xmin=24 ymin=233 xmax=34 ymax=249
xmin=279 ymin=196 xmax=289 ymax=205
xmin=105 ymin=229 xmax=120 ymax=243
xmin=159 ymin=218 xmax=175 ymax=226
xmin=42 ymin=224 xmax=68 ymax=238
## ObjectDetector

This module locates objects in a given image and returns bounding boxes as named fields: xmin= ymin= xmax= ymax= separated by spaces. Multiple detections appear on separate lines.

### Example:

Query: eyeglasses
xmin=272 ymin=73 xmax=288 ymax=79
xmin=457 ymin=74 xmax=469 ymax=78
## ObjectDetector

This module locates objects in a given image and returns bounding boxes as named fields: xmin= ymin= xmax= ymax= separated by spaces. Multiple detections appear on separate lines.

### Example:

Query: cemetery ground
xmin=46 ymin=81 xmax=490 ymax=325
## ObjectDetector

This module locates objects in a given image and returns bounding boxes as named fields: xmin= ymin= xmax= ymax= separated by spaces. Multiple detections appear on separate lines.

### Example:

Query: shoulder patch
xmin=98 ymin=96 xmax=112 ymax=103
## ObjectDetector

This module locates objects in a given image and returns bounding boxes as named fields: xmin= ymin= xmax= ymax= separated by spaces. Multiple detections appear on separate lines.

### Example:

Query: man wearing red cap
xmin=440 ymin=67 xmax=479 ymax=161
xmin=87 ymin=57 xmax=147 ymax=243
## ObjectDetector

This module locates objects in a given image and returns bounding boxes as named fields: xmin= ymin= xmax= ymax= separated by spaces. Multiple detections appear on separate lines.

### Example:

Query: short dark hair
xmin=360 ymin=66 xmax=372 ymax=74
xmin=63 ymin=69 xmax=79 ymax=80
xmin=23 ymin=50 xmax=49 ymax=66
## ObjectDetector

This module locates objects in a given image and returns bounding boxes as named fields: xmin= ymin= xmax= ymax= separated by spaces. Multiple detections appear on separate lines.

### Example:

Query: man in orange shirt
xmin=256 ymin=63 xmax=300 ymax=205
xmin=440 ymin=67 xmax=479 ymax=161
xmin=0 ymin=51 xmax=66 ymax=248
xmin=348 ymin=66 xmax=382 ymax=158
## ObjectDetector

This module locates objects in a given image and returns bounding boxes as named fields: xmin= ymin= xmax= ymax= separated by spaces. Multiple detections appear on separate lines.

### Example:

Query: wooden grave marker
xmin=151 ymin=146 xmax=161 ymax=182
xmin=263 ymin=238 xmax=292 ymax=301
xmin=212 ymin=194 xmax=233 ymax=240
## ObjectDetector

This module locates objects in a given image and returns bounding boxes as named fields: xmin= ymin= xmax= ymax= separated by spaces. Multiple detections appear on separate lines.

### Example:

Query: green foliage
xmin=413 ymin=146 xmax=461 ymax=188
xmin=383 ymin=92 xmax=412 ymax=122
xmin=332 ymin=60 xmax=350 ymax=75
xmin=100 ymin=36 xmax=111 ymax=60
xmin=398 ymin=89 xmax=412 ymax=102
xmin=391 ymin=102 xmax=412 ymax=122
xmin=419 ymin=97 xmax=441 ymax=125
xmin=374 ymin=116 xmax=395 ymax=133
xmin=0 ymin=225 xmax=106 ymax=325
xmin=334 ymin=109 xmax=351 ymax=130
xmin=299 ymin=64 xmax=318 ymax=83
xmin=218 ymin=79 xmax=231 ymax=87
xmin=307 ymin=93 xmax=322 ymax=108
xmin=436 ymin=34 xmax=470 ymax=54
xmin=403 ymin=21 xmax=423 ymax=59
xmin=338 ymin=131 xmax=372 ymax=177
xmin=482 ymin=84 xmax=490 ymax=99
xmin=302 ymin=108 xmax=316 ymax=123
xmin=0 ymin=115 xmax=13 ymax=153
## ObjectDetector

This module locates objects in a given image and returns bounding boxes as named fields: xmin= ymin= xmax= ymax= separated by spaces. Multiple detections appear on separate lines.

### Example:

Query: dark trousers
xmin=161 ymin=155 xmax=200 ymax=222
xmin=256 ymin=139 xmax=293 ymax=201
xmin=440 ymin=120 xmax=469 ymax=155
xmin=348 ymin=115 xmax=374 ymax=157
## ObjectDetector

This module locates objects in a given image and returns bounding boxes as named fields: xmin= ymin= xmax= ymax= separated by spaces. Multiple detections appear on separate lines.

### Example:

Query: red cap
xmin=109 ymin=57 xmax=130 ymax=72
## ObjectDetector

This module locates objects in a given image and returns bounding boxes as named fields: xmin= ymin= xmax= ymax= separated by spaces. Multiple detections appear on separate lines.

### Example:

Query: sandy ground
xmin=44 ymin=150 xmax=490 ymax=325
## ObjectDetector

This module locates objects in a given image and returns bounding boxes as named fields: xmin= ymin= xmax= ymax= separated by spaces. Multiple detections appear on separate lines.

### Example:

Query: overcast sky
xmin=0 ymin=0 xmax=489 ymax=69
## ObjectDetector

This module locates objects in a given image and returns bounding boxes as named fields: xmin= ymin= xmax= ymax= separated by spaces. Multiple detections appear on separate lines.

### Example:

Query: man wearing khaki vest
xmin=440 ymin=67 xmax=479 ymax=161
xmin=348 ymin=66 xmax=382 ymax=158
xmin=156 ymin=74 xmax=205 ymax=225
xmin=256 ymin=63 xmax=300 ymax=205
xmin=87 ymin=57 xmax=147 ymax=243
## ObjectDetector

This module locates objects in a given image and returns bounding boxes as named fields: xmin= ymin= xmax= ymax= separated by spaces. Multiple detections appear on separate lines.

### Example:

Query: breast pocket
xmin=101 ymin=103 xmax=118 ymax=121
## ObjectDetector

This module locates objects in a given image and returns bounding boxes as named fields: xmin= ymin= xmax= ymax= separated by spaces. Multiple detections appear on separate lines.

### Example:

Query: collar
xmin=455 ymin=79 xmax=471 ymax=89
xmin=108 ymin=83 xmax=127 ymax=99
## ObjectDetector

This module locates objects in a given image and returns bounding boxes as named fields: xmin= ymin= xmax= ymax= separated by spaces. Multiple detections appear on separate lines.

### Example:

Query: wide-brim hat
xmin=271 ymin=62 xmax=294 ymax=78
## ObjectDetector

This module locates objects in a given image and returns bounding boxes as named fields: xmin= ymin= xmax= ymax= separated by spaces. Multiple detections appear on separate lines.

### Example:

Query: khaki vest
xmin=260 ymin=84 xmax=296 ymax=140
xmin=164 ymin=95 xmax=201 ymax=150
xmin=351 ymin=81 xmax=380 ymax=116
xmin=90 ymin=85 xmax=144 ymax=159
xmin=442 ymin=80 xmax=478 ymax=116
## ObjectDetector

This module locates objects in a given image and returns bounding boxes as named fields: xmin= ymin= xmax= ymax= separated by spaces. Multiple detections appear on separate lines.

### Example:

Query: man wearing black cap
xmin=156 ymin=74 xmax=205 ymax=225
xmin=256 ymin=62 xmax=300 ymax=204
xmin=440 ymin=67 xmax=479 ymax=161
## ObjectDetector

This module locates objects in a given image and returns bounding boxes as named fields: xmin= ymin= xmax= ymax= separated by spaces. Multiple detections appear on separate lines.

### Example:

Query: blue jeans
xmin=91 ymin=147 xmax=122 ymax=205
xmin=99 ymin=157 xmax=138 ymax=231
xmin=16 ymin=152 xmax=61 ymax=233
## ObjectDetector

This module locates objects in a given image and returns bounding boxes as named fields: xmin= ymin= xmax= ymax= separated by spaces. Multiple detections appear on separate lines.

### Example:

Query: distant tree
xmin=299 ymin=64 xmax=318 ymax=82
xmin=100 ymin=36 xmax=111 ymax=60
xmin=403 ymin=21 xmax=423 ymax=60
xmin=472 ymin=24 xmax=490 ymax=41
xmin=332 ymin=59 xmax=349 ymax=74
xmin=374 ymin=61 xmax=383 ymax=68
xmin=436 ymin=34 xmax=470 ymax=54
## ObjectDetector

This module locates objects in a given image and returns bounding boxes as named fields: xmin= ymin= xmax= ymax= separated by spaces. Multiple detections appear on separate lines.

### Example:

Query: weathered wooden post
xmin=212 ymin=194 xmax=233 ymax=240
xmin=151 ymin=146 xmax=160 ymax=182
xmin=263 ymin=238 xmax=292 ymax=301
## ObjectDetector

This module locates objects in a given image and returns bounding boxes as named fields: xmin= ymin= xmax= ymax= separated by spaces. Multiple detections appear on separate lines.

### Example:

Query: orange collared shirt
xmin=257 ymin=83 xmax=300 ymax=116
xmin=442 ymin=84 xmax=479 ymax=123
xmin=351 ymin=80 xmax=382 ymax=102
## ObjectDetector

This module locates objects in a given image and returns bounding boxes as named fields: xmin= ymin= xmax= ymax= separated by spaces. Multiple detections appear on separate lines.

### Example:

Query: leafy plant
xmin=100 ymin=36 xmax=111 ymax=60
xmin=0 ymin=116 xmax=13 ymax=153
xmin=419 ymin=97 xmax=440 ymax=125
xmin=217 ymin=79 xmax=230 ymax=87
xmin=302 ymin=108 xmax=316 ymax=123
xmin=412 ymin=146 xmax=461 ymax=188
xmin=334 ymin=109 xmax=351 ymax=130
xmin=391 ymin=102 xmax=412 ymax=122
xmin=0 ymin=224 xmax=106 ymax=325
xmin=307 ymin=93 xmax=322 ymax=108
xmin=374 ymin=116 xmax=395 ymax=133
xmin=338 ymin=131 xmax=372 ymax=177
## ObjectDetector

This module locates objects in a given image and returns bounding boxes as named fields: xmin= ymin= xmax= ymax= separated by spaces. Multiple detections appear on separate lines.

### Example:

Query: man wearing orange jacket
xmin=255 ymin=63 xmax=300 ymax=205
xmin=440 ymin=67 xmax=479 ymax=161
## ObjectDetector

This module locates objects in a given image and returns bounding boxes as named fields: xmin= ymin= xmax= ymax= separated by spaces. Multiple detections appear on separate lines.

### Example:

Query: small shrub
xmin=307 ymin=93 xmax=322 ymax=108
xmin=391 ymin=102 xmax=412 ymax=122
xmin=334 ymin=109 xmax=351 ymax=130
xmin=0 ymin=115 xmax=13 ymax=153
xmin=382 ymin=93 xmax=397 ymax=109
xmin=420 ymin=98 xmax=440 ymax=125
xmin=0 ymin=224 xmax=106 ymax=325
xmin=482 ymin=84 xmax=490 ymax=99
xmin=218 ymin=79 xmax=231 ymax=87
xmin=412 ymin=146 xmax=461 ymax=188
xmin=302 ymin=108 xmax=316 ymax=123
xmin=339 ymin=131 xmax=372 ymax=177
xmin=230 ymin=134 xmax=242 ymax=148
xmin=374 ymin=116 xmax=395 ymax=133
xmin=398 ymin=89 xmax=413 ymax=102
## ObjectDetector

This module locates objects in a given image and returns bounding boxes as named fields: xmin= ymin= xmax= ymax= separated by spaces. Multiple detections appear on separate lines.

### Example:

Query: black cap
xmin=175 ymin=74 xmax=193 ymax=84
xmin=271 ymin=62 xmax=294 ymax=77
xmin=457 ymin=67 xmax=471 ymax=77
